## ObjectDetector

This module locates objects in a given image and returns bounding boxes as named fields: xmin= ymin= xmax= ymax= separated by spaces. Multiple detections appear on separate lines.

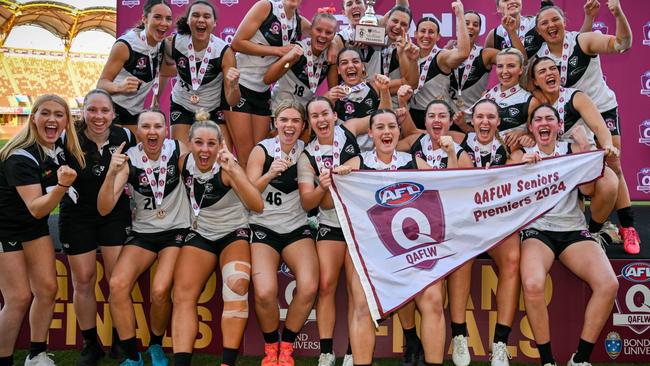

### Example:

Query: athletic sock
xmin=121 ymin=337 xmax=139 ymax=361
xmin=493 ymin=323 xmax=511 ymax=345
xmin=112 ymin=327 xmax=120 ymax=345
xmin=451 ymin=322 xmax=468 ymax=337
xmin=263 ymin=329 xmax=279 ymax=344
xmin=572 ymin=338 xmax=594 ymax=363
xmin=320 ymin=338 xmax=333 ymax=354
xmin=588 ymin=218 xmax=604 ymax=233
xmin=537 ymin=342 xmax=554 ymax=366
xmin=29 ymin=342 xmax=46 ymax=359
xmin=281 ymin=328 xmax=299 ymax=343
xmin=81 ymin=327 xmax=99 ymax=345
xmin=149 ymin=332 xmax=163 ymax=346
xmin=346 ymin=341 xmax=352 ymax=355
xmin=403 ymin=326 xmax=419 ymax=346
xmin=422 ymin=363 xmax=443 ymax=366
xmin=222 ymin=347 xmax=238 ymax=366
xmin=174 ymin=352 xmax=192 ymax=366
xmin=617 ymin=207 xmax=635 ymax=228
xmin=0 ymin=355 xmax=13 ymax=366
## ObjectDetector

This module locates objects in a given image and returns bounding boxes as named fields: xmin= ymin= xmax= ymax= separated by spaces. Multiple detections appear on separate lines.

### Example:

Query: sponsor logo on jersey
xmin=641 ymin=71 xmax=650 ymax=96
xmin=344 ymin=101 xmax=355 ymax=115
xmin=569 ymin=55 xmax=578 ymax=67
xmin=605 ymin=332 xmax=622 ymax=359
xmin=121 ymin=0 xmax=140 ymax=8
xmin=254 ymin=231 xmax=267 ymax=240
xmin=177 ymin=57 xmax=187 ymax=69
xmin=345 ymin=144 xmax=355 ymax=155
xmin=236 ymin=97 xmax=246 ymax=108
xmin=318 ymin=227 xmax=331 ymax=238
xmin=592 ymin=21 xmax=608 ymax=34
xmin=613 ymin=262 xmax=650 ymax=334
xmin=639 ymin=120 xmax=650 ymax=146
xmin=643 ymin=22 xmax=650 ymax=46
xmin=637 ymin=168 xmax=650 ymax=194
xmin=508 ymin=107 xmax=519 ymax=117
xmin=364 ymin=98 xmax=374 ymax=107
xmin=236 ymin=228 xmax=249 ymax=238
xmin=136 ymin=57 xmax=147 ymax=70
xmin=171 ymin=111 xmax=182 ymax=122
xmin=185 ymin=232 xmax=196 ymax=242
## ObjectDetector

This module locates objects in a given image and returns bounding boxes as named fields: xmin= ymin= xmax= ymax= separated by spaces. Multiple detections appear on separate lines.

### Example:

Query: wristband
xmin=57 ymin=183 xmax=71 ymax=188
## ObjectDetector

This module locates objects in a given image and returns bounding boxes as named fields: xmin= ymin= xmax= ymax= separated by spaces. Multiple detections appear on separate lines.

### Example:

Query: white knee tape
xmin=222 ymin=261 xmax=250 ymax=318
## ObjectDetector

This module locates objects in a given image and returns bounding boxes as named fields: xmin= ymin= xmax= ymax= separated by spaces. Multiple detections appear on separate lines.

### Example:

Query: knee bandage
xmin=222 ymin=261 xmax=250 ymax=319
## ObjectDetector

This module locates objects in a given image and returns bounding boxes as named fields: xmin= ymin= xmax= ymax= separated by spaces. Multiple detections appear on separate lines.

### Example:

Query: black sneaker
xmin=77 ymin=341 xmax=105 ymax=366
xmin=110 ymin=341 xmax=126 ymax=360
xmin=401 ymin=341 xmax=422 ymax=366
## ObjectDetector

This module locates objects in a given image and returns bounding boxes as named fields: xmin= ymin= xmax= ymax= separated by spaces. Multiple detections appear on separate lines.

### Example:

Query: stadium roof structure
xmin=0 ymin=0 xmax=115 ymax=51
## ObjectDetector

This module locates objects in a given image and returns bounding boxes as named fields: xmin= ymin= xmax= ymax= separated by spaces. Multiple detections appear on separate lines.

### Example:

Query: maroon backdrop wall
xmin=116 ymin=0 xmax=650 ymax=201
xmin=8 ymin=256 xmax=650 ymax=363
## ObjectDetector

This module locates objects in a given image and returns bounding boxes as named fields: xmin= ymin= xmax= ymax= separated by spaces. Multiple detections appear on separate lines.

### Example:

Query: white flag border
xmin=330 ymin=150 xmax=606 ymax=323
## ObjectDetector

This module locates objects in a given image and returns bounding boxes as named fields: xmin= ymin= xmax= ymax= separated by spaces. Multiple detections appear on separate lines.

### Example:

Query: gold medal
xmin=192 ymin=218 xmax=198 ymax=230
xmin=190 ymin=93 xmax=200 ymax=104
xmin=343 ymin=85 xmax=352 ymax=95
xmin=454 ymin=98 xmax=465 ymax=110
xmin=156 ymin=209 xmax=167 ymax=219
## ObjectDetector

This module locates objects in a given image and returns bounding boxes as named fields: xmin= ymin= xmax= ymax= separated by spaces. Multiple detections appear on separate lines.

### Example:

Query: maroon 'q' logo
xmin=367 ymin=183 xmax=452 ymax=271
xmin=613 ymin=262 xmax=650 ymax=334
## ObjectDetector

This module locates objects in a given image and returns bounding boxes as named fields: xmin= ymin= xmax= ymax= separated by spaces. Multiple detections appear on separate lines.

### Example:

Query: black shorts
xmin=520 ymin=228 xmax=596 ymax=258
xmin=601 ymin=107 xmax=620 ymax=136
xmin=0 ymin=231 xmax=50 ymax=253
xmin=184 ymin=228 xmax=251 ymax=257
xmin=170 ymin=101 xmax=226 ymax=125
xmin=316 ymin=224 xmax=346 ymax=242
xmin=224 ymin=84 xmax=271 ymax=116
xmin=113 ymin=103 xmax=140 ymax=126
xmin=126 ymin=228 xmax=187 ymax=253
xmin=59 ymin=216 xmax=130 ymax=255
xmin=250 ymin=224 xmax=314 ymax=254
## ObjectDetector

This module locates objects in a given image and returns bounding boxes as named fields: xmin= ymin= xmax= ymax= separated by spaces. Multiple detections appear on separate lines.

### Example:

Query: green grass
xmin=11 ymin=350 xmax=646 ymax=366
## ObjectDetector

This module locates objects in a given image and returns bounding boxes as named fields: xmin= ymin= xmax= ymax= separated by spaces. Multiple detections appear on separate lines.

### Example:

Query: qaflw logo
xmin=641 ymin=71 xmax=650 ymax=96
xmin=639 ymin=120 xmax=650 ymax=146
xmin=637 ymin=168 xmax=650 ymax=194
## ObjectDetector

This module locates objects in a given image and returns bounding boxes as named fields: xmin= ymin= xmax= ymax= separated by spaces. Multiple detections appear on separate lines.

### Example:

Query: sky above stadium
xmin=4 ymin=0 xmax=116 ymax=54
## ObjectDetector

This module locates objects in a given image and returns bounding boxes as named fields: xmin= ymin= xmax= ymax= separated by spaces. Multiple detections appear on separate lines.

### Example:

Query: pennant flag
xmin=330 ymin=150 xmax=605 ymax=322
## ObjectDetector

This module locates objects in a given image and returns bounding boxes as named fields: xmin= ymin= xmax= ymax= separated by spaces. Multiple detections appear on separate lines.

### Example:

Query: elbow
xmin=248 ymin=200 xmax=264 ymax=214
xmin=230 ymin=39 xmax=244 ymax=53
xmin=29 ymin=208 xmax=47 ymax=220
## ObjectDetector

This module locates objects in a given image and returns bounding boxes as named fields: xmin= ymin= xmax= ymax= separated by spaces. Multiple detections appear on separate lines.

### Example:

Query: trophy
xmin=354 ymin=0 xmax=386 ymax=46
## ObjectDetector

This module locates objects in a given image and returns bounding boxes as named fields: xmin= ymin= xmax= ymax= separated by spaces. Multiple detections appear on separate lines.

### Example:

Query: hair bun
xmin=540 ymin=0 xmax=555 ymax=8
xmin=195 ymin=108 xmax=210 ymax=122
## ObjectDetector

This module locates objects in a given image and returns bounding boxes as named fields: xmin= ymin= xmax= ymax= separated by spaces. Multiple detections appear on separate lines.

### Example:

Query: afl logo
xmin=643 ymin=22 xmax=650 ymax=46
xmin=375 ymin=182 xmax=424 ymax=208
xmin=639 ymin=120 xmax=650 ymax=146
xmin=592 ymin=21 xmax=608 ymax=34
xmin=622 ymin=262 xmax=650 ymax=283
xmin=221 ymin=27 xmax=236 ymax=44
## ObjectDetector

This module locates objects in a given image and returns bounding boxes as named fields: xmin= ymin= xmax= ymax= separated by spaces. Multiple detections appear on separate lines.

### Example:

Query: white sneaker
xmin=342 ymin=354 xmax=353 ymax=366
xmin=451 ymin=335 xmax=470 ymax=366
xmin=317 ymin=353 xmax=336 ymax=366
xmin=567 ymin=353 xmax=592 ymax=366
xmin=25 ymin=352 xmax=57 ymax=366
xmin=490 ymin=342 xmax=511 ymax=366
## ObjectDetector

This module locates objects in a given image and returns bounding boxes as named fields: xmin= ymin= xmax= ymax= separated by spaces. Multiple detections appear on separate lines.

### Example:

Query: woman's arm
xmin=231 ymin=1 xmax=293 ymax=57
xmin=297 ymin=154 xmax=328 ymax=211
xmin=438 ymin=3 xmax=470 ymax=73
xmin=219 ymin=147 xmax=264 ymax=213
xmin=247 ymin=145 xmax=289 ymax=193
xmin=16 ymin=165 xmax=77 ymax=219
xmin=97 ymin=42 xmax=141 ymax=94
xmin=263 ymin=44 xmax=304 ymax=85
xmin=98 ymin=143 xmax=130 ymax=216
xmin=222 ymin=48 xmax=242 ymax=107
xmin=581 ymin=0 xmax=632 ymax=55
xmin=572 ymin=92 xmax=618 ymax=157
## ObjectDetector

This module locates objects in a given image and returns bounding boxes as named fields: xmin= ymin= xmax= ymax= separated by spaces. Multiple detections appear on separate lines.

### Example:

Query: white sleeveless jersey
xmin=126 ymin=140 xmax=191 ymax=233
xmin=270 ymin=38 xmax=330 ymax=113
xmin=359 ymin=150 xmax=415 ymax=170
xmin=236 ymin=0 xmax=299 ymax=92
xmin=182 ymin=155 xmax=249 ymax=241
xmin=171 ymin=34 xmax=229 ymax=112
xmin=112 ymin=29 xmax=163 ymax=115
xmin=536 ymin=31 xmax=617 ymax=112
xmin=523 ymin=142 xmax=587 ymax=231
xmin=411 ymin=52 xmax=451 ymax=111
xmin=248 ymin=138 xmax=308 ymax=232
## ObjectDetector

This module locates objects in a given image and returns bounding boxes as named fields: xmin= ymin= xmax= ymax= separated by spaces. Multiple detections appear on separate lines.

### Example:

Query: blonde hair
xmin=0 ymin=94 xmax=86 ymax=168
xmin=496 ymin=47 xmax=525 ymax=68
xmin=274 ymin=100 xmax=306 ymax=122
xmin=188 ymin=108 xmax=223 ymax=143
